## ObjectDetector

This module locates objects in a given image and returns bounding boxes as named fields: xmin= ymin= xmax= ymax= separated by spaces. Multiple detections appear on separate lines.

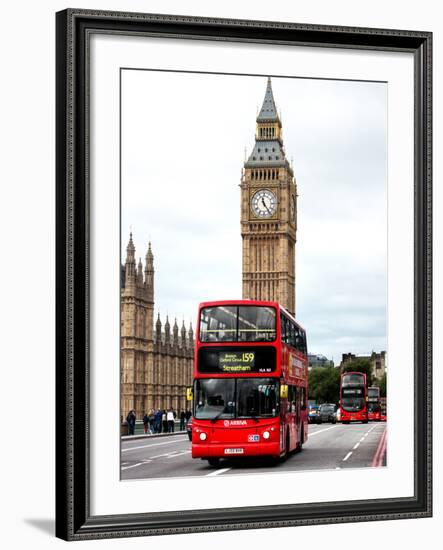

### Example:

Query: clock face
xmin=251 ymin=189 xmax=277 ymax=218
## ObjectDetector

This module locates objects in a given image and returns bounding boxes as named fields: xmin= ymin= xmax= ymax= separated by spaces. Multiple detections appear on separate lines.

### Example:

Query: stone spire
xmin=124 ymin=232 xmax=136 ymax=288
xmin=144 ymin=241 xmax=154 ymax=301
xmin=155 ymin=312 xmax=162 ymax=343
xmin=188 ymin=322 xmax=194 ymax=345
xmin=137 ymin=258 xmax=143 ymax=287
xmin=181 ymin=320 xmax=187 ymax=347
xmin=173 ymin=318 xmax=179 ymax=346
xmin=164 ymin=315 xmax=171 ymax=343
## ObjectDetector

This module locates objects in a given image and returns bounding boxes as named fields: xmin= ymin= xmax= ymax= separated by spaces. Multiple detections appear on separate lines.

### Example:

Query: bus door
xmin=295 ymin=387 xmax=302 ymax=439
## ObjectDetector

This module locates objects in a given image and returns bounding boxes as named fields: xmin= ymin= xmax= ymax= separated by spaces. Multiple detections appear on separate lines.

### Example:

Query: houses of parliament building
xmin=120 ymin=78 xmax=298 ymax=418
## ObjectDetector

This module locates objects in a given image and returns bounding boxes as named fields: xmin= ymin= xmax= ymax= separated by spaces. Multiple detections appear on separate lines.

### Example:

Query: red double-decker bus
xmin=339 ymin=372 xmax=368 ymax=424
xmin=190 ymin=300 xmax=308 ymax=466
xmin=367 ymin=386 xmax=381 ymax=421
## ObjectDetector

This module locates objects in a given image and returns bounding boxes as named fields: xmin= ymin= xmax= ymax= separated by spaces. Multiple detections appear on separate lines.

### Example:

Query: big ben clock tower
xmin=241 ymin=78 xmax=297 ymax=316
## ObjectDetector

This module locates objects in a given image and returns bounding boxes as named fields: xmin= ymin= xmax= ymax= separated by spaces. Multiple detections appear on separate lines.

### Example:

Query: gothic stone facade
xmin=120 ymin=234 xmax=193 ymax=419
xmin=241 ymin=78 xmax=297 ymax=316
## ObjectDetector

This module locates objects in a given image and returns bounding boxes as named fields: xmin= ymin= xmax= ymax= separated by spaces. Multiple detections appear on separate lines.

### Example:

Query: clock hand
xmin=261 ymin=197 xmax=272 ymax=215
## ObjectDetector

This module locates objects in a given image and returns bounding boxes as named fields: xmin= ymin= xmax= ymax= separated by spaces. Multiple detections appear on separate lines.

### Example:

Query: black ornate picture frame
xmin=55 ymin=9 xmax=432 ymax=541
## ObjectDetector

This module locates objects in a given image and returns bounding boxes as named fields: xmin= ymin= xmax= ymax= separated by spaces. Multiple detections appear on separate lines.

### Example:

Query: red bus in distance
xmin=339 ymin=371 xmax=368 ymax=424
xmin=367 ymin=386 xmax=381 ymax=421
xmin=190 ymin=300 xmax=308 ymax=466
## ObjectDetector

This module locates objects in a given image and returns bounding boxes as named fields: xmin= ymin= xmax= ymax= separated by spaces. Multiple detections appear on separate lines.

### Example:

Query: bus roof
xmin=342 ymin=371 xmax=367 ymax=378
xmin=198 ymin=299 xmax=306 ymax=332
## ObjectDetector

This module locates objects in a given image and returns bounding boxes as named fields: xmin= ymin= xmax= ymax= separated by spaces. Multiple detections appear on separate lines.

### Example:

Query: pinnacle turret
xmin=173 ymin=318 xmax=179 ymax=345
xmin=164 ymin=315 xmax=171 ymax=342
xmin=155 ymin=312 xmax=162 ymax=343
xmin=124 ymin=232 xmax=137 ymax=286
xmin=137 ymin=258 xmax=143 ymax=286
xmin=145 ymin=241 xmax=154 ymax=269
xmin=144 ymin=241 xmax=154 ymax=301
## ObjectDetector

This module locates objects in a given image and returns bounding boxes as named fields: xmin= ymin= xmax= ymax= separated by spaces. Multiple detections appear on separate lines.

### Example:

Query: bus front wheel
xmin=207 ymin=457 xmax=220 ymax=467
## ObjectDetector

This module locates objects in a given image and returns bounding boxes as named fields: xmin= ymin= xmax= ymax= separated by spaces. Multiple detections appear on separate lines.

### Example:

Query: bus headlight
xmin=263 ymin=431 xmax=270 ymax=440
xmin=199 ymin=432 xmax=207 ymax=441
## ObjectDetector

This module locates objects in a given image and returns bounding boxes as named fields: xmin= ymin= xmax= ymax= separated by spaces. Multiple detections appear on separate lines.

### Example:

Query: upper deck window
xmin=199 ymin=305 xmax=276 ymax=343
xmin=342 ymin=373 xmax=365 ymax=386
xmin=280 ymin=313 xmax=307 ymax=355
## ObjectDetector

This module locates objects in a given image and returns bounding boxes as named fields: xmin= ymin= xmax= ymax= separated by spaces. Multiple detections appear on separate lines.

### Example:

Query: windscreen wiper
xmin=210 ymin=410 xmax=226 ymax=423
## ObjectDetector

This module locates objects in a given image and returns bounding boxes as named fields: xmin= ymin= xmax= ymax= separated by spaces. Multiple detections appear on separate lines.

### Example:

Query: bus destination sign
xmin=342 ymin=388 xmax=363 ymax=396
xmin=197 ymin=347 xmax=276 ymax=374
xmin=219 ymin=351 xmax=255 ymax=372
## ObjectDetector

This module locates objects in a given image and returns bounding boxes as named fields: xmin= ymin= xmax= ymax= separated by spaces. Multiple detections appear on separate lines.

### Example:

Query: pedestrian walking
xmin=179 ymin=410 xmax=186 ymax=431
xmin=148 ymin=409 xmax=155 ymax=434
xmin=155 ymin=409 xmax=162 ymax=433
xmin=142 ymin=412 xmax=149 ymax=434
xmin=167 ymin=408 xmax=175 ymax=432
xmin=185 ymin=409 xmax=192 ymax=425
xmin=162 ymin=409 xmax=168 ymax=433
xmin=126 ymin=409 xmax=136 ymax=436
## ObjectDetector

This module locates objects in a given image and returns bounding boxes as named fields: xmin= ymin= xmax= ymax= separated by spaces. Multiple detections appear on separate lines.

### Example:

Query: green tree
xmin=341 ymin=358 xmax=374 ymax=387
xmin=373 ymin=372 xmax=387 ymax=397
xmin=308 ymin=367 xmax=341 ymax=404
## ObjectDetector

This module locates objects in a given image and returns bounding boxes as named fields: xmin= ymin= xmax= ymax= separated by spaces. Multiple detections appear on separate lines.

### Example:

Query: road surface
xmin=121 ymin=422 xmax=387 ymax=480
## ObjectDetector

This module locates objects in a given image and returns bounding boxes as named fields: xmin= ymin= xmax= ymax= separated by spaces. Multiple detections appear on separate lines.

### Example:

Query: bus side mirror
xmin=186 ymin=387 xmax=193 ymax=401
xmin=280 ymin=385 xmax=288 ymax=399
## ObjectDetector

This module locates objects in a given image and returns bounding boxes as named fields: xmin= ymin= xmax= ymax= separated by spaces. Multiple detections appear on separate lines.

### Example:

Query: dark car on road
xmin=308 ymin=404 xmax=321 ymax=424
xmin=318 ymin=403 xmax=337 ymax=424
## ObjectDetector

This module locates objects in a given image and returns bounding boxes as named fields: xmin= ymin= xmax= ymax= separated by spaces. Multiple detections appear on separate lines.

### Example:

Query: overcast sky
xmin=121 ymin=70 xmax=387 ymax=364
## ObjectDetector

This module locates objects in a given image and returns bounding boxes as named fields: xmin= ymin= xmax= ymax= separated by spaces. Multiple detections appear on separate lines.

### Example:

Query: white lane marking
xmin=206 ymin=468 xmax=231 ymax=477
xmin=353 ymin=442 xmax=360 ymax=450
xmin=121 ymin=462 xmax=144 ymax=471
xmin=343 ymin=451 xmax=352 ymax=461
xmin=122 ymin=437 xmax=188 ymax=453
xmin=308 ymin=426 xmax=338 ymax=437
xmin=143 ymin=450 xmax=192 ymax=460
xmin=359 ymin=436 xmax=365 ymax=442
xmin=364 ymin=425 xmax=377 ymax=436
xmin=166 ymin=450 xmax=191 ymax=459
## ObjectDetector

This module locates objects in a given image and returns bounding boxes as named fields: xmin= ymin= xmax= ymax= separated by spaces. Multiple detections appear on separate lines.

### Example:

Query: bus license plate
xmin=224 ymin=448 xmax=244 ymax=454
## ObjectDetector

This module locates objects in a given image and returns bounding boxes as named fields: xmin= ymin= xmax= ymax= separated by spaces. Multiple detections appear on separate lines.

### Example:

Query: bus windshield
xmin=342 ymin=397 xmax=364 ymax=411
xmin=341 ymin=386 xmax=364 ymax=412
xmin=199 ymin=306 xmax=276 ymax=343
xmin=194 ymin=378 xmax=279 ymax=420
